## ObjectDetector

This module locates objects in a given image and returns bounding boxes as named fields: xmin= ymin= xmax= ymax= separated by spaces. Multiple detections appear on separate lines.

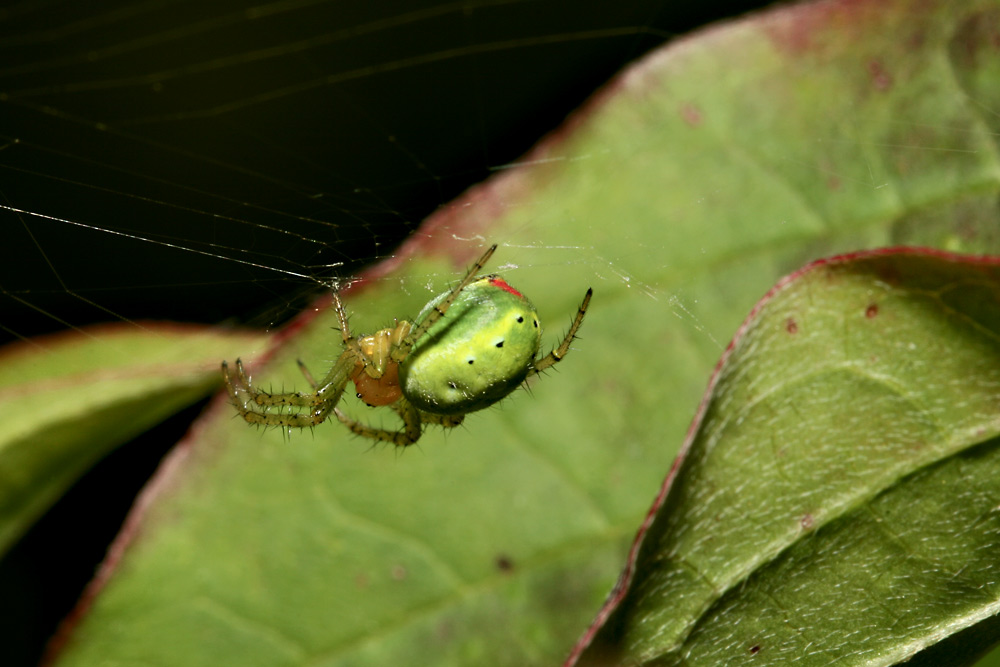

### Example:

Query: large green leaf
xmin=572 ymin=251 xmax=1000 ymax=665
xmin=47 ymin=0 xmax=1000 ymax=665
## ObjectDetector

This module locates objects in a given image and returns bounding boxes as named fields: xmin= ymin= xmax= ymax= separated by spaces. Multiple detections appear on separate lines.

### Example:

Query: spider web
xmin=0 ymin=0 xmax=750 ymax=349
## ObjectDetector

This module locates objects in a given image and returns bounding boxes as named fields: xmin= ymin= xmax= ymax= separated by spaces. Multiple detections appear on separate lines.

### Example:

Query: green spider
xmin=222 ymin=245 xmax=592 ymax=446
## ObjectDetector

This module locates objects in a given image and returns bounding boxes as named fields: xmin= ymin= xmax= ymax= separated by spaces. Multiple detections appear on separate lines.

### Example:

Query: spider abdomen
xmin=400 ymin=275 xmax=542 ymax=415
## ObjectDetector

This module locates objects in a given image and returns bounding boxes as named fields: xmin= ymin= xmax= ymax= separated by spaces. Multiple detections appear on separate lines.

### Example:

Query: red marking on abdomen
xmin=489 ymin=276 xmax=523 ymax=298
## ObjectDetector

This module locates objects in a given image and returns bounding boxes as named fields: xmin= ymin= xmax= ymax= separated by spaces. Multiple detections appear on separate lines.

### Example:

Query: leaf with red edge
xmin=570 ymin=250 xmax=1000 ymax=666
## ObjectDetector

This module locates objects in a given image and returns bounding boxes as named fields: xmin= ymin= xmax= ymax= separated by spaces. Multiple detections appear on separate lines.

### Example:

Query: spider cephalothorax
xmin=223 ymin=245 xmax=591 ymax=446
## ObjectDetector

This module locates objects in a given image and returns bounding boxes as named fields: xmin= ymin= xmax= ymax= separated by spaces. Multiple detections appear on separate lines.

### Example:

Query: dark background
xmin=0 ymin=1 xmax=771 ymax=664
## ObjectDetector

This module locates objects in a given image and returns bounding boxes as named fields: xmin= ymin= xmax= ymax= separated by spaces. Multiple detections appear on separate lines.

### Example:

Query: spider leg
xmin=296 ymin=359 xmax=318 ymax=389
xmin=418 ymin=412 xmax=465 ymax=429
xmin=222 ymin=359 xmax=248 ymax=411
xmin=222 ymin=351 xmax=356 ymax=428
xmin=293 ymin=286 xmax=359 ymax=389
xmin=390 ymin=244 xmax=497 ymax=363
xmin=527 ymin=287 xmax=592 ymax=376
xmin=292 ymin=286 xmax=357 ymax=390
xmin=331 ymin=290 xmax=352 ymax=345
xmin=389 ymin=401 xmax=463 ymax=429
xmin=334 ymin=398 xmax=423 ymax=447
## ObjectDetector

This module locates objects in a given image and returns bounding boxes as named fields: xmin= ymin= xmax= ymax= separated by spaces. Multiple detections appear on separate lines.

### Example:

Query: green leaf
xmin=573 ymin=251 xmax=1000 ymax=665
xmin=0 ymin=324 xmax=265 ymax=556
xmin=48 ymin=0 xmax=1000 ymax=665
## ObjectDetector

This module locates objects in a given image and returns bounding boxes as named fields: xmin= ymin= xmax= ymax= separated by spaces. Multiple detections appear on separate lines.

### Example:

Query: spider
xmin=222 ymin=244 xmax=592 ymax=446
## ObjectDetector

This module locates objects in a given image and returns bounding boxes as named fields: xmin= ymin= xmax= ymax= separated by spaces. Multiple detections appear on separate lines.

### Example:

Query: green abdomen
xmin=399 ymin=276 xmax=542 ymax=415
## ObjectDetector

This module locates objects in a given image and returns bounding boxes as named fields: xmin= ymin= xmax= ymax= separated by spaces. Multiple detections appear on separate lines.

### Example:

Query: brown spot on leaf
xmin=680 ymin=103 xmax=703 ymax=127
xmin=866 ymin=303 xmax=879 ymax=318
xmin=868 ymin=60 xmax=892 ymax=91
xmin=496 ymin=555 xmax=515 ymax=573
xmin=786 ymin=318 xmax=798 ymax=334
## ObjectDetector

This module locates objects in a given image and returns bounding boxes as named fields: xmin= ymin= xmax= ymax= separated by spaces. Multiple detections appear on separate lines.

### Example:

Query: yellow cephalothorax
xmin=350 ymin=322 xmax=411 ymax=407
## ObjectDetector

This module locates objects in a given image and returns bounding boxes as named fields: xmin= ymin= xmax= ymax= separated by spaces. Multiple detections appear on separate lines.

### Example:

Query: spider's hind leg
xmin=418 ymin=411 xmax=465 ymax=430
xmin=297 ymin=359 xmax=319 ymax=389
xmin=334 ymin=399 xmax=423 ymax=447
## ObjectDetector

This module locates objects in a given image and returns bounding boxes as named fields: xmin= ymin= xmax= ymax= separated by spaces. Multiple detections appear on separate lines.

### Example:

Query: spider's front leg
xmin=389 ymin=244 xmax=497 ymax=364
xmin=527 ymin=287 xmax=593 ymax=376
xmin=220 ymin=291 xmax=363 ymax=429
xmin=222 ymin=353 xmax=355 ymax=428
xmin=224 ymin=358 xmax=316 ymax=408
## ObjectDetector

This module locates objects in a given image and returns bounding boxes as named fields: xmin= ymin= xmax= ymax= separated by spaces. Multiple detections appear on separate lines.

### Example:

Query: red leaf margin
xmin=563 ymin=246 xmax=1000 ymax=666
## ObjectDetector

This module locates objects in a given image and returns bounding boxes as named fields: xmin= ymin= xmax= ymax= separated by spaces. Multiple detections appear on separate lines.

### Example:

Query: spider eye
xmin=467 ymin=359 xmax=474 ymax=365
xmin=495 ymin=340 xmax=504 ymax=348
xmin=516 ymin=315 xmax=524 ymax=323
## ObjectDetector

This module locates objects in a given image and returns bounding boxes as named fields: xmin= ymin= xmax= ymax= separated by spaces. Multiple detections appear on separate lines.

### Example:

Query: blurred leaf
xmin=573 ymin=252 xmax=1000 ymax=666
xmin=46 ymin=0 xmax=1000 ymax=665
xmin=0 ymin=324 xmax=265 ymax=556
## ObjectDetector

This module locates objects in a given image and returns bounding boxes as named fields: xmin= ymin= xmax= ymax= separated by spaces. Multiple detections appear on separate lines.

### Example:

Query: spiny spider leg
xmin=224 ymin=351 xmax=355 ymax=427
xmin=222 ymin=359 xmax=246 ymax=409
xmin=226 ymin=358 xmax=322 ymax=408
xmin=389 ymin=401 xmax=464 ymax=429
xmin=296 ymin=289 xmax=352 ymax=390
xmin=528 ymin=287 xmax=593 ymax=376
xmin=334 ymin=399 xmax=422 ymax=446
xmin=418 ymin=412 xmax=465 ymax=428
xmin=331 ymin=290 xmax=352 ymax=345
xmin=334 ymin=400 xmax=466 ymax=446
xmin=389 ymin=244 xmax=497 ymax=364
